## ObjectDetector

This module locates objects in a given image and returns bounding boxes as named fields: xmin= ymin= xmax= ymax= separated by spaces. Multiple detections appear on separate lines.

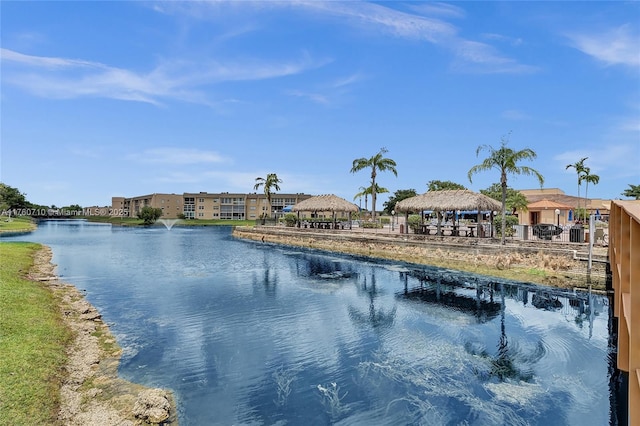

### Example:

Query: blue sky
xmin=1 ymin=1 xmax=639 ymax=208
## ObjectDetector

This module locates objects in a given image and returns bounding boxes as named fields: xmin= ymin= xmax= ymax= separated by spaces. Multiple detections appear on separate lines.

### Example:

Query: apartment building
xmin=110 ymin=193 xmax=184 ymax=218
xmin=112 ymin=192 xmax=312 ymax=220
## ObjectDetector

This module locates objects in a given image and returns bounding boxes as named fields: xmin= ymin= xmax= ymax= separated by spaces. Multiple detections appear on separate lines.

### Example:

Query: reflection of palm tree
xmin=468 ymin=284 xmax=545 ymax=382
xmin=349 ymin=273 xmax=396 ymax=329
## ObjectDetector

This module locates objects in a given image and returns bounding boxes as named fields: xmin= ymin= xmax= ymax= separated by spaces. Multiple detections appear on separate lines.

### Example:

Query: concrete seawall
xmin=232 ymin=226 xmax=608 ymax=290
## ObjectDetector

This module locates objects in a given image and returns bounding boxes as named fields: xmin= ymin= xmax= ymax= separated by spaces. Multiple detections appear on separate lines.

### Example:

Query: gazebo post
xmin=405 ymin=212 xmax=409 ymax=234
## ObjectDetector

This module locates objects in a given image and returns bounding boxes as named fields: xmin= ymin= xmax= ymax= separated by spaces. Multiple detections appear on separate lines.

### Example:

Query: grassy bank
xmin=0 ymin=242 xmax=72 ymax=425
xmin=0 ymin=217 xmax=36 ymax=233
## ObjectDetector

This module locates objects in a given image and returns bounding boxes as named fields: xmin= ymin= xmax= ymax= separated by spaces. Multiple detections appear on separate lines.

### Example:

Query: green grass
xmin=0 ymin=217 xmax=36 ymax=233
xmin=0 ymin=242 xmax=72 ymax=426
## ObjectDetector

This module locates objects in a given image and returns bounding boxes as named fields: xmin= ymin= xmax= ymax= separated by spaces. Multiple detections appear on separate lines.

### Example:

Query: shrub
xmin=283 ymin=213 xmax=297 ymax=227
xmin=493 ymin=214 xmax=518 ymax=237
xmin=407 ymin=214 xmax=422 ymax=233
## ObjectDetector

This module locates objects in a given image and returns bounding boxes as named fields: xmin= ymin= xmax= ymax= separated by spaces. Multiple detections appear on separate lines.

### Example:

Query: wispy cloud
xmin=566 ymin=24 xmax=640 ymax=68
xmin=286 ymin=72 xmax=364 ymax=105
xmin=128 ymin=148 xmax=229 ymax=165
xmin=1 ymin=48 xmax=329 ymax=105
xmin=286 ymin=89 xmax=330 ymax=105
xmin=502 ymin=109 xmax=531 ymax=121
xmin=166 ymin=1 xmax=535 ymax=75
xmin=297 ymin=2 xmax=535 ymax=74
xmin=482 ymin=33 xmax=523 ymax=47
xmin=554 ymin=143 xmax=639 ymax=179
xmin=408 ymin=2 xmax=466 ymax=20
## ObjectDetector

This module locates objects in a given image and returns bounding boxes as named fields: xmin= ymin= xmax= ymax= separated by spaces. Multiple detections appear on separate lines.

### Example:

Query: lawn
xmin=0 ymin=217 xmax=36 ymax=233
xmin=0 ymin=242 xmax=71 ymax=425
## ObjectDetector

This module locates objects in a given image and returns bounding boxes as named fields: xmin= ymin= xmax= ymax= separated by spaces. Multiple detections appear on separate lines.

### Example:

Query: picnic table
xmin=416 ymin=224 xmax=477 ymax=237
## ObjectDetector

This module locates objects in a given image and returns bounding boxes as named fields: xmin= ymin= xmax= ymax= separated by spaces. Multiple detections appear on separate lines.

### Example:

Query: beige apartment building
xmin=112 ymin=192 xmax=312 ymax=220
xmin=111 ymin=193 xmax=184 ymax=218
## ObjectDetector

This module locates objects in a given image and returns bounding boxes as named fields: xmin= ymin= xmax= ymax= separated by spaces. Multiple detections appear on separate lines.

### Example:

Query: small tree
xmin=283 ymin=213 xmax=297 ymax=227
xmin=426 ymin=180 xmax=466 ymax=191
xmin=137 ymin=206 xmax=163 ymax=225
xmin=383 ymin=189 xmax=417 ymax=215
xmin=493 ymin=214 xmax=519 ymax=238
xmin=407 ymin=214 xmax=423 ymax=233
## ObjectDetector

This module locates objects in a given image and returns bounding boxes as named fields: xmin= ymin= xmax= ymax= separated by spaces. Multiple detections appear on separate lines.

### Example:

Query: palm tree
xmin=353 ymin=186 xmax=369 ymax=214
xmin=622 ymin=184 xmax=640 ymax=200
xmin=354 ymin=184 xmax=389 ymax=220
xmin=580 ymin=167 xmax=600 ymax=221
xmin=468 ymin=134 xmax=544 ymax=245
xmin=254 ymin=173 xmax=282 ymax=220
xmin=350 ymin=147 xmax=397 ymax=222
xmin=566 ymin=157 xmax=588 ymax=221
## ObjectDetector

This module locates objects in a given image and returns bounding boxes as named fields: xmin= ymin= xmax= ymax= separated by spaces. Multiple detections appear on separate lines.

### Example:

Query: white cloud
xmin=128 ymin=148 xmax=229 ymax=165
xmin=566 ymin=24 xmax=640 ymax=68
xmin=1 ymin=48 xmax=329 ymax=105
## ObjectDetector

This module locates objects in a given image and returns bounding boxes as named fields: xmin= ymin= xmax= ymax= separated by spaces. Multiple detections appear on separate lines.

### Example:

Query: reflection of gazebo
xmin=525 ymin=199 xmax=573 ymax=226
xmin=292 ymin=194 xmax=359 ymax=226
xmin=395 ymin=190 xmax=502 ymax=235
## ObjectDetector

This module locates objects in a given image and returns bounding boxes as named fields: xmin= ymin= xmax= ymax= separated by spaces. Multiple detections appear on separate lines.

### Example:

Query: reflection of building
xmin=517 ymin=188 xmax=611 ymax=225
xmin=395 ymin=271 xmax=502 ymax=323
xmin=111 ymin=192 xmax=311 ymax=220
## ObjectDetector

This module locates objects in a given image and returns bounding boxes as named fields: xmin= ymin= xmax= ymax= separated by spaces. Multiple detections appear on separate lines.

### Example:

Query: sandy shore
xmin=30 ymin=246 xmax=178 ymax=425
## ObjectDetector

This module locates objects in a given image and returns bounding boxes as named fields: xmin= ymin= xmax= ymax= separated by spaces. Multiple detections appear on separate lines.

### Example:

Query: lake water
xmin=4 ymin=220 xmax=617 ymax=425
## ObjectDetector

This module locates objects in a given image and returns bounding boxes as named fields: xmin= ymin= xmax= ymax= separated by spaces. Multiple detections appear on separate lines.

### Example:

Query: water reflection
xmin=2 ymin=221 xmax=617 ymax=425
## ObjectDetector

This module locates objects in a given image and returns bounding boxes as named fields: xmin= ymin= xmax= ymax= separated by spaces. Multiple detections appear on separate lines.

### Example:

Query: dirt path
xmin=30 ymin=246 xmax=177 ymax=425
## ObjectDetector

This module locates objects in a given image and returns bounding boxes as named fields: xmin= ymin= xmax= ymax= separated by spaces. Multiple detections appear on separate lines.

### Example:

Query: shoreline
xmin=30 ymin=246 xmax=178 ymax=425
xmin=232 ymin=226 xmax=609 ymax=291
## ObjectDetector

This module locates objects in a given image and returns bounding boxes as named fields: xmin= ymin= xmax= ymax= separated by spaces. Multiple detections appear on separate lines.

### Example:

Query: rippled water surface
xmin=5 ymin=221 xmax=615 ymax=425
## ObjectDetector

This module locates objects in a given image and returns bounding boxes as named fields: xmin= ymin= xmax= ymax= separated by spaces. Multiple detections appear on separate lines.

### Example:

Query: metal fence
xmin=511 ymin=224 xmax=608 ymax=245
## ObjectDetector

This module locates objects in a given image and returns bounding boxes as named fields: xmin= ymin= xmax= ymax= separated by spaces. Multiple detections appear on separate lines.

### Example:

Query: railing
xmin=610 ymin=200 xmax=640 ymax=425
xmin=511 ymin=224 xmax=608 ymax=244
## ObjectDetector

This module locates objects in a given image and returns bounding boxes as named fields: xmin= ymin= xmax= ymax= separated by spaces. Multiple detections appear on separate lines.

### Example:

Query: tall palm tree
xmin=350 ymin=147 xmax=397 ymax=222
xmin=580 ymin=167 xmax=600 ymax=221
xmin=468 ymin=135 xmax=544 ymax=245
xmin=254 ymin=173 xmax=282 ymax=220
xmin=566 ymin=157 xmax=588 ymax=221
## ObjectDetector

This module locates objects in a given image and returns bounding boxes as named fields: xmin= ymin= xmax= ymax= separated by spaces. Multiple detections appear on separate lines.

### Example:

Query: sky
xmin=1 ymin=1 xmax=639 ymax=209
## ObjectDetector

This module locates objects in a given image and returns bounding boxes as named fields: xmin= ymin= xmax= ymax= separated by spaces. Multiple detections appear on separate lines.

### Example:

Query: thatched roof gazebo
xmin=395 ymin=190 xmax=502 ymax=235
xmin=292 ymin=194 xmax=359 ymax=228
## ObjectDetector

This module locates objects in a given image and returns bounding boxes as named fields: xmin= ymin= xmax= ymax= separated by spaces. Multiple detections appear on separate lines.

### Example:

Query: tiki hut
xmin=292 ymin=194 xmax=359 ymax=228
xmin=395 ymin=190 xmax=502 ymax=235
